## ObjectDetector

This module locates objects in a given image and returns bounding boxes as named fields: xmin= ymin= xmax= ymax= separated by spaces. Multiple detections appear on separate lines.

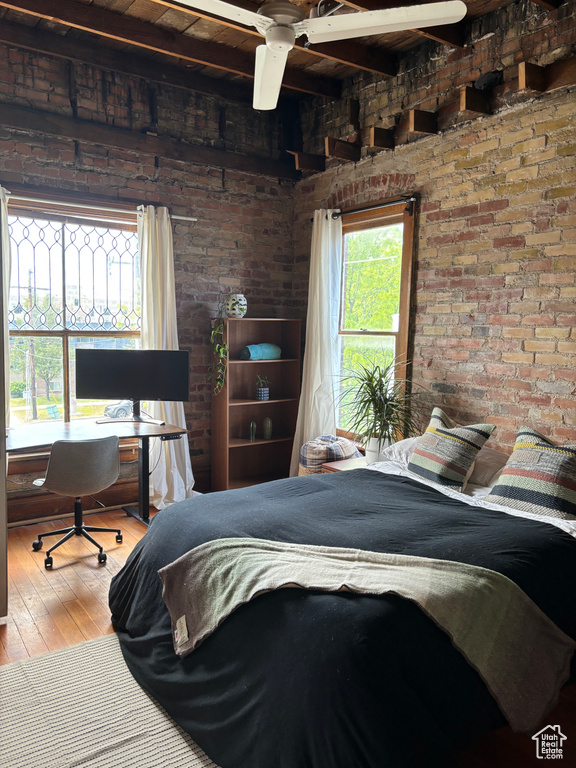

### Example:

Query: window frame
xmin=7 ymin=198 xmax=140 ymax=425
xmin=336 ymin=197 xmax=416 ymax=438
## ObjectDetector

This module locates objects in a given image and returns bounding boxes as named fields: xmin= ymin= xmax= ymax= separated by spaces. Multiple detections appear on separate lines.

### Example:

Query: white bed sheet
xmin=368 ymin=460 xmax=576 ymax=540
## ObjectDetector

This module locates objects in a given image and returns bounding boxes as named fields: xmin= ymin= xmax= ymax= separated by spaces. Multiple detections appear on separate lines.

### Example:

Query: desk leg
xmin=124 ymin=436 xmax=150 ymax=526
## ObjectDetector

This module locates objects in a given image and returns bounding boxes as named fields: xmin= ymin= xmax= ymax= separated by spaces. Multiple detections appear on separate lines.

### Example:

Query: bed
xmin=109 ymin=431 xmax=576 ymax=768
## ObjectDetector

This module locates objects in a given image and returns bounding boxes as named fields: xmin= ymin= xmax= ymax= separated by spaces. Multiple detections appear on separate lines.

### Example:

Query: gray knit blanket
xmin=158 ymin=537 xmax=575 ymax=734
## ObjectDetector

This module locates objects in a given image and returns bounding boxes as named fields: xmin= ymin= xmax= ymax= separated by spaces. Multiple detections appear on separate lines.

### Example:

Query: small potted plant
xmin=255 ymin=373 xmax=270 ymax=401
xmin=339 ymin=358 xmax=424 ymax=463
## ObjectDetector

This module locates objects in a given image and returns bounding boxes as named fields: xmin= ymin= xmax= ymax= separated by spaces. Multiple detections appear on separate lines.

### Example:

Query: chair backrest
xmin=43 ymin=436 xmax=120 ymax=498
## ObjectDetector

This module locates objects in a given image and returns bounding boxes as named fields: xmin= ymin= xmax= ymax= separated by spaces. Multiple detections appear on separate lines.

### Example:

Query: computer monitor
xmin=75 ymin=348 xmax=190 ymax=423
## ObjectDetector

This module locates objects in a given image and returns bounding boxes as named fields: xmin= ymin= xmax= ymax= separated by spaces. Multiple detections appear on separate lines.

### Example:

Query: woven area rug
xmin=0 ymin=634 xmax=219 ymax=768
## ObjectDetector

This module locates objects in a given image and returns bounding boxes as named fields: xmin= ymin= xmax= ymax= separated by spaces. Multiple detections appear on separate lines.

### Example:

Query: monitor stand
xmin=96 ymin=400 xmax=165 ymax=426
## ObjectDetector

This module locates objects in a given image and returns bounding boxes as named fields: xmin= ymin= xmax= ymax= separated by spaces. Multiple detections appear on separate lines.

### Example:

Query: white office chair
xmin=32 ymin=436 xmax=123 ymax=569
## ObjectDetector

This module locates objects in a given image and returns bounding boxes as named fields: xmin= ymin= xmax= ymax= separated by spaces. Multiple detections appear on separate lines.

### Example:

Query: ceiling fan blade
xmin=253 ymin=44 xmax=289 ymax=110
xmin=175 ymin=0 xmax=266 ymax=30
xmin=303 ymin=0 xmax=467 ymax=44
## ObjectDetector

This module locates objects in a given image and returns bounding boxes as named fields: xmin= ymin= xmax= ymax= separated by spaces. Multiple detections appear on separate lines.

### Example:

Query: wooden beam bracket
xmin=324 ymin=136 xmax=361 ymax=162
xmin=518 ymin=56 xmax=576 ymax=93
xmin=459 ymin=85 xmax=491 ymax=115
xmin=285 ymin=151 xmax=326 ymax=173
xmin=369 ymin=126 xmax=395 ymax=150
xmin=408 ymin=109 xmax=438 ymax=135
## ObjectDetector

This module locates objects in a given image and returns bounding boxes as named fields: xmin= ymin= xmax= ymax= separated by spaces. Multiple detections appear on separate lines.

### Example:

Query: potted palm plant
xmin=339 ymin=358 xmax=423 ymax=463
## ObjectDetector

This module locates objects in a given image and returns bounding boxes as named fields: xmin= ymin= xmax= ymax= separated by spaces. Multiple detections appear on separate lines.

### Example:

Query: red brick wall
xmin=295 ymin=0 xmax=576 ymax=450
xmin=1 ymin=0 xmax=575 ymax=479
xmin=0 ymin=44 xmax=299 ymax=484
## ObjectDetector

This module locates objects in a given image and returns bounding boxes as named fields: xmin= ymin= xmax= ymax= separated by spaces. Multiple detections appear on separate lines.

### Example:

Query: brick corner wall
xmin=294 ymin=0 xmax=576 ymax=450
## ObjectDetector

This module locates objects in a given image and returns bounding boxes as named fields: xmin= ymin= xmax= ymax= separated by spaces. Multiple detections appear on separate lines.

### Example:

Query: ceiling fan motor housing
xmin=265 ymin=24 xmax=296 ymax=51
xmin=258 ymin=1 xmax=306 ymax=24
xmin=258 ymin=2 xmax=305 ymax=51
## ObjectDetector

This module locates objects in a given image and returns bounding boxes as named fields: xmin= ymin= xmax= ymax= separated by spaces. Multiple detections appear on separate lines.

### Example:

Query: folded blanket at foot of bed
xmin=159 ymin=537 xmax=575 ymax=734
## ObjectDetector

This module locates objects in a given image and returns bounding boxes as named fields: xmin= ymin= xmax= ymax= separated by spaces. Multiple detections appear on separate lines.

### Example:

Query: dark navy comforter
xmin=109 ymin=470 xmax=576 ymax=768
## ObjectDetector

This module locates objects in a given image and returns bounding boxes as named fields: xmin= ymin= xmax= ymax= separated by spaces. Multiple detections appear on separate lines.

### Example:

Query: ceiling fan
xmin=176 ymin=0 xmax=467 ymax=110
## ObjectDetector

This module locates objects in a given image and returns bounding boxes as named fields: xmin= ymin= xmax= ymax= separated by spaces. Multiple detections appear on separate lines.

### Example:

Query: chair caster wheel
xmin=32 ymin=540 xmax=43 ymax=551
xmin=115 ymin=534 xmax=123 ymax=544
xmin=44 ymin=556 xmax=53 ymax=569
xmin=98 ymin=552 xmax=107 ymax=564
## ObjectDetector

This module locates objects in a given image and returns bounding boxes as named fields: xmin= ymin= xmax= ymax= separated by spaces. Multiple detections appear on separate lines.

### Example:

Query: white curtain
xmin=0 ymin=187 xmax=11 ymax=428
xmin=0 ymin=186 xmax=10 ymax=617
xmin=137 ymin=205 xmax=195 ymax=508
xmin=290 ymin=209 xmax=342 ymax=476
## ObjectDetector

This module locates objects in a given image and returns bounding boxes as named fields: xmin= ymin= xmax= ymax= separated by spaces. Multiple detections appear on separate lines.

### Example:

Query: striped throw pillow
xmin=485 ymin=428 xmax=576 ymax=521
xmin=407 ymin=408 xmax=496 ymax=490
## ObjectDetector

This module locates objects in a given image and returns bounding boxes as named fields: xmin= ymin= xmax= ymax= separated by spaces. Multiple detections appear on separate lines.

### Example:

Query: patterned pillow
xmin=298 ymin=435 xmax=362 ymax=476
xmin=485 ymin=428 xmax=576 ymax=520
xmin=407 ymin=408 xmax=496 ymax=490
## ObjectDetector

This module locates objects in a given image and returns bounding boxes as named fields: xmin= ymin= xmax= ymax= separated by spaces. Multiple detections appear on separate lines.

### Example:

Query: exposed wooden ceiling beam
xmin=340 ymin=0 xmax=466 ymax=48
xmin=0 ymin=102 xmax=299 ymax=179
xmin=150 ymin=0 xmax=397 ymax=76
xmin=0 ymin=20 xmax=259 ymax=105
xmin=528 ymin=0 xmax=561 ymax=9
xmin=414 ymin=21 xmax=465 ymax=48
xmin=307 ymin=40 xmax=397 ymax=76
xmin=0 ymin=0 xmax=340 ymax=98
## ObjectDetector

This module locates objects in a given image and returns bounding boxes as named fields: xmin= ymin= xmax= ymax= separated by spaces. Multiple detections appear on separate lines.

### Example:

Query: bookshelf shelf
xmin=211 ymin=318 xmax=301 ymax=491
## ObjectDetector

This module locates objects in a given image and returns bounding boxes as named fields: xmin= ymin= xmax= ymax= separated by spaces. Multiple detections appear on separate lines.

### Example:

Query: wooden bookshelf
xmin=211 ymin=318 xmax=301 ymax=491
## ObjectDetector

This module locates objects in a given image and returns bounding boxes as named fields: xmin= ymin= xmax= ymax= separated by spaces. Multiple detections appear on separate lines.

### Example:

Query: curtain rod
xmin=8 ymin=195 xmax=197 ymax=223
xmin=331 ymin=196 xmax=417 ymax=219
xmin=310 ymin=196 xmax=417 ymax=223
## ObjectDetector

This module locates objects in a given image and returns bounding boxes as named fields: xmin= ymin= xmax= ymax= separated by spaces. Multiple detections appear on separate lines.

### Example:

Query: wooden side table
xmin=321 ymin=456 xmax=368 ymax=473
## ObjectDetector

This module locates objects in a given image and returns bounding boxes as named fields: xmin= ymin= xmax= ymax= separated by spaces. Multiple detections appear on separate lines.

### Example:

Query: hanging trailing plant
xmin=207 ymin=300 xmax=229 ymax=396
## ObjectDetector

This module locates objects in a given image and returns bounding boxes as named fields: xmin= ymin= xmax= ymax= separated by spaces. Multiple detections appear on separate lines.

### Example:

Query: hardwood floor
xmin=0 ymin=508 xmax=149 ymax=665
xmin=2 ymin=512 xmax=575 ymax=768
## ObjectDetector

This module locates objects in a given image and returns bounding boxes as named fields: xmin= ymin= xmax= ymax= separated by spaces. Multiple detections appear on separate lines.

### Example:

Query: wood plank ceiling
xmin=0 ymin=0 xmax=553 ymax=107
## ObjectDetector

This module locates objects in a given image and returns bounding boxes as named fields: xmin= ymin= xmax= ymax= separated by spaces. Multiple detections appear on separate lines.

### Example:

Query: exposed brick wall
xmin=295 ymin=0 xmax=576 ymax=450
xmin=1 ymin=0 xmax=575 ymax=484
xmin=300 ymin=0 xmax=576 ymax=155
xmin=0 ymin=46 xmax=285 ymax=157
xmin=0 ymin=42 xmax=300 ymax=485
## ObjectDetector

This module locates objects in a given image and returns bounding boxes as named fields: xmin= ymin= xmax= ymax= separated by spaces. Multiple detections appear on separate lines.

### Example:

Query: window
xmin=336 ymin=198 xmax=415 ymax=432
xmin=7 ymin=200 xmax=140 ymax=425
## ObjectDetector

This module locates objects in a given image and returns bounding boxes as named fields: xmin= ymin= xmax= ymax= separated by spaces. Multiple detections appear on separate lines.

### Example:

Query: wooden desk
xmin=6 ymin=418 xmax=186 ymax=525
xmin=321 ymin=456 xmax=367 ymax=473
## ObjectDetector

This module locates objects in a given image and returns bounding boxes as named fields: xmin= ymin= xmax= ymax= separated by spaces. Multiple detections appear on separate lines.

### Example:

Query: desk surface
xmin=6 ymin=418 xmax=186 ymax=453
